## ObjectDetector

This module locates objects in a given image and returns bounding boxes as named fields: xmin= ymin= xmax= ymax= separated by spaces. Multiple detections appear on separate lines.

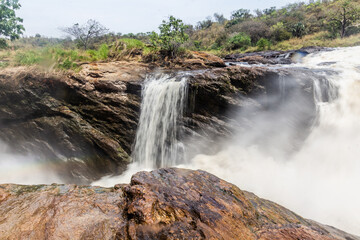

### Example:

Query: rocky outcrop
xmin=183 ymin=65 xmax=337 ymax=156
xmin=224 ymin=46 xmax=330 ymax=65
xmin=0 ymin=168 xmax=357 ymax=240
xmin=0 ymin=60 xmax=336 ymax=183
xmin=147 ymin=51 xmax=226 ymax=69
xmin=0 ymin=62 xmax=151 ymax=183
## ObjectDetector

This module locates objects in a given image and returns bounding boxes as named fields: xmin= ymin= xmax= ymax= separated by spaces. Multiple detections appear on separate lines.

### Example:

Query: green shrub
xmin=150 ymin=16 xmax=189 ymax=58
xmin=227 ymin=32 xmax=251 ymax=50
xmin=256 ymin=38 xmax=271 ymax=51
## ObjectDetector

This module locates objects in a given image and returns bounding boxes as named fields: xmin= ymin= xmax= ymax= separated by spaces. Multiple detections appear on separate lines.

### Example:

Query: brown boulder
xmin=0 ymin=168 xmax=357 ymax=240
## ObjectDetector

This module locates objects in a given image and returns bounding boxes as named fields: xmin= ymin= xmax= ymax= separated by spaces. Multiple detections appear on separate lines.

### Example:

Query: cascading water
xmin=92 ymin=73 xmax=188 ymax=185
xmin=186 ymin=47 xmax=360 ymax=235
xmin=94 ymin=47 xmax=360 ymax=235
xmin=132 ymin=73 xmax=187 ymax=168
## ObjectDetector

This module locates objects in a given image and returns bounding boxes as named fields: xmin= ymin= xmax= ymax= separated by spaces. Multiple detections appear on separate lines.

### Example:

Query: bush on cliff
xmin=109 ymin=38 xmax=153 ymax=60
xmin=150 ymin=16 xmax=189 ymax=58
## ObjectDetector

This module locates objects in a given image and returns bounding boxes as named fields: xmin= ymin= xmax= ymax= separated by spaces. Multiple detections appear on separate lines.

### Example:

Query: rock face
xmin=0 ymin=62 xmax=150 ymax=183
xmin=224 ymin=46 xmax=330 ymax=65
xmin=0 ymin=60 xmax=336 ymax=183
xmin=184 ymin=66 xmax=336 ymax=157
xmin=0 ymin=168 xmax=358 ymax=240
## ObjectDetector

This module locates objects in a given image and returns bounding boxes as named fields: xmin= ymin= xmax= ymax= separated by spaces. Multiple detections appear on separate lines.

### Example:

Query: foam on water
xmin=94 ymin=47 xmax=360 ymax=235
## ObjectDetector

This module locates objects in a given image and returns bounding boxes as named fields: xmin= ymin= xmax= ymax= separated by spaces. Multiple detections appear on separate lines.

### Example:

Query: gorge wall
xmin=0 ymin=60 xmax=334 ymax=184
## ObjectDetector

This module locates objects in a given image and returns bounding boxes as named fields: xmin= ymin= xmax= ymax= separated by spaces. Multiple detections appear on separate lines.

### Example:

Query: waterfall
xmin=132 ymin=73 xmax=187 ymax=168
xmin=187 ymin=47 xmax=360 ymax=235
xmin=93 ymin=47 xmax=360 ymax=235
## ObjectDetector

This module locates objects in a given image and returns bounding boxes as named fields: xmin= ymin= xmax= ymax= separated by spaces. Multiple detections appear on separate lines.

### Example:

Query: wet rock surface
xmin=0 ymin=62 xmax=151 ymax=183
xmin=184 ymin=65 xmax=336 ymax=157
xmin=0 ymin=168 xmax=357 ymax=240
xmin=224 ymin=46 xmax=331 ymax=65
xmin=0 ymin=59 xmax=336 ymax=183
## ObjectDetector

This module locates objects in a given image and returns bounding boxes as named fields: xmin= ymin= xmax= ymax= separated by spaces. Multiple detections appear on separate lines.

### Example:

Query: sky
xmin=18 ymin=0 xmax=303 ymax=38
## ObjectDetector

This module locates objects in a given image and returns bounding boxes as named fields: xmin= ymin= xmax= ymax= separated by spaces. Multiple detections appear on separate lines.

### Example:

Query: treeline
xmin=1 ymin=0 xmax=360 ymax=70
xmin=188 ymin=0 xmax=360 ymax=51
xmin=11 ymin=0 xmax=360 ymax=53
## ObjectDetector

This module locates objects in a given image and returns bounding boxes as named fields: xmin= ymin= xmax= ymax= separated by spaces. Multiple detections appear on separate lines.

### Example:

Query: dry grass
xmin=273 ymin=32 xmax=360 ymax=50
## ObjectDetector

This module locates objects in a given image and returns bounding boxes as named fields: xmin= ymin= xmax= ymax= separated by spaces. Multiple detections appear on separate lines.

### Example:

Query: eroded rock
xmin=0 ymin=63 xmax=150 ymax=183
xmin=0 ymin=61 xmax=336 ymax=183
xmin=0 ymin=168 xmax=357 ymax=240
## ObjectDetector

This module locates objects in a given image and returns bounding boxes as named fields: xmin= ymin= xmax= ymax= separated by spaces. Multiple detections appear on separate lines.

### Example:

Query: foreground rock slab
xmin=0 ymin=168 xmax=358 ymax=240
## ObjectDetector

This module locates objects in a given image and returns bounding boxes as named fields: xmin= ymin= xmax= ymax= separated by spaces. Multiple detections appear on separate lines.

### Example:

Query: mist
xmin=0 ymin=141 xmax=61 ymax=185
xmin=93 ymin=47 xmax=360 ymax=235
xmin=184 ymin=47 xmax=360 ymax=235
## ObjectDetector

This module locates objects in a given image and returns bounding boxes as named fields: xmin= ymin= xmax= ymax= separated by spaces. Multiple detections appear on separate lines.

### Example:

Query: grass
xmin=109 ymin=38 xmax=154 ymax=59
xmin=87 ymin=44 xmax=109 ymax=61
xmin=0 ymin=39 xmax=155 ymax=71
xmin=118 ymin=38 xmax=146 ymax=49
xmin=0 ymin=44 xmax=112 ymax=71
xmin=1 ymin=32 xmax=359 ymax=70
xmin=272 ymin=32 xmax=360 ymax=51
xmin=207 ymin=32 xmax=360 ymax=56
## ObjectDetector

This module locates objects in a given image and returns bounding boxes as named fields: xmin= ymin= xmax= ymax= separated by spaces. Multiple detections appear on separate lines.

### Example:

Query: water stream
xmin=0 ymin=46 xmax=359 ymax=235
xmin=132 ymin=73 xmax=187 ymax=168
xmin=95 ymin=47 xmax=360 ymax=235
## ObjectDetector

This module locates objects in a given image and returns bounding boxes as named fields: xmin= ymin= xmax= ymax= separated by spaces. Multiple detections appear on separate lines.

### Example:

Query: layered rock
xmin=0 ymin=60 xmax=336 ymax=183
xmin=184 ymin=66 xmax=336 ymax=156
xmin=224 ymin=46 xmax=330 ymax=65
xmin=0 ymin=62 xmax=150 ymax=183
xmin=0 ymin=168 xmax=357 ymax=240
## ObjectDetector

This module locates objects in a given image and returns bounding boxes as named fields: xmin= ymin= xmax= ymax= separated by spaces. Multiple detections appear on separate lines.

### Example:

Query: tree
xmin=270 ymin=22 xmax=292 ymax=42
xmin=196 ymin=16 xmax=213 ymax=30
xmin=150 ymin=16 xmax=189 ymax=58
xmin=254 ymin=9 xmax=263 ymax=18
xmin=214 ymin=13 xmax=227 ymax=24
xmin=226 ymin=9 xmax=252 ymax=28
xmin=232 ymin=20 xmax=271 ymax=44
xmin=231 ymin=9 xmax=252 ymax=20
xmin=263 ymin=7 xmax=277 ymax=16
xmin=292 ymin=22 xmax=306 ymax=38
xmin=0 ymin=0 xmax=24 ymax=41
xmin=327 ymin=0 xmax=360 ymax=38
xmin=61 ymin=19 xmax=108 ymax=49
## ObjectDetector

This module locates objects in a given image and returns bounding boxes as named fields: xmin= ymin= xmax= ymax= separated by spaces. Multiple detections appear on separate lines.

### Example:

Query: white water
xmin=93 ymin=73 xmax=188 ymax=186
xmin=132 ymin=73 xmax=187 ymax=168
xmin=185 ymin=47 xmax=360 ymax=235
xmin=94 ymin=47 xmax=360 ymax=235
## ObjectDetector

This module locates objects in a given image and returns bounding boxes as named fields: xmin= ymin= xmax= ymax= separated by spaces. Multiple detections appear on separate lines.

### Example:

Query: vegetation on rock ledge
xmin=0 ymin=0 xmax=360 ymax=70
